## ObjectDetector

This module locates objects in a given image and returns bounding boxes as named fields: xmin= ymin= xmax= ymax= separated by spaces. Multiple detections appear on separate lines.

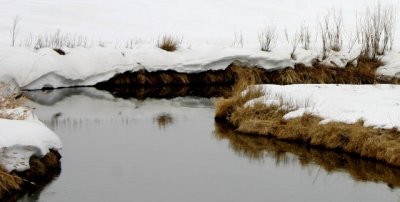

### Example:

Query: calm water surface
xmin=19 ymin=88 xmax=400 ymax=202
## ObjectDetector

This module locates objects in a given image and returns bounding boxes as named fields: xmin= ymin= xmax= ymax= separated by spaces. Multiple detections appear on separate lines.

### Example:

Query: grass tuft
xmin=157 ymin=35 xmax=182 ymax=52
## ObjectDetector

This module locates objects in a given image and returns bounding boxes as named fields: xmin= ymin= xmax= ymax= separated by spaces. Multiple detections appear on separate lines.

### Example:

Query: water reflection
xmin=25 ymin=88 xmax=214 ymax=130
xmin=153 ymin=113 xmax=174 ymax=129
xmin=16 ymin=169 xmax=61 ymax=202
xmin=214 ymin=122 xmax=400 ymax=189
xmin=19 ymin=87 xmax=400 ymax=202
xmin=96 ymin=85 xmax=232 ymax=100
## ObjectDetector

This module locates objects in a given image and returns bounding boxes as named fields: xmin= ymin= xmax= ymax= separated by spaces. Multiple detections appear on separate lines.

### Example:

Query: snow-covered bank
xmin=248 ymin=84 xmax=400 ymax=130
xmin=0 ymin=105 xmax=62 ymax=172
xmin=1 ymin=44 xmax=399 ymax=90
xmin=0 ymin=46 xmax=316 ymax=90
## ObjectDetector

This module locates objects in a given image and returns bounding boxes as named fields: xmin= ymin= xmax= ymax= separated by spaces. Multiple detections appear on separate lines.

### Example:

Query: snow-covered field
xmin=247 ymin=84 xmax=400 ymax=130
xmin=0 ymin=0 xmax=400 ymax=89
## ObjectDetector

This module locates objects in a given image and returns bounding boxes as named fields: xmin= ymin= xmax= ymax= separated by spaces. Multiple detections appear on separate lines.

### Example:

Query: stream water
xmin=18 ymin=87 xmax=400 ymax=202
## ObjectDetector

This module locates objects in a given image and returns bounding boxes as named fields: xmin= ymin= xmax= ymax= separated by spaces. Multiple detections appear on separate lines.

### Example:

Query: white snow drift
xmin=0 ymin=108 xmax=62 ymax=172
xmin=247 ymin=84 xmax=400 ymax=130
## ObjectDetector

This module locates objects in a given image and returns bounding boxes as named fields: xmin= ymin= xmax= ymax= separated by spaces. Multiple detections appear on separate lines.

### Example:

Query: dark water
xmin=19 ymin=88 xmax=400 ymax=202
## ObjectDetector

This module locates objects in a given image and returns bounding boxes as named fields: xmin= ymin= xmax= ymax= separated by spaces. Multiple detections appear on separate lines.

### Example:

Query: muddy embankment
xmin=0 ymin=150 xmax=61 ymax=202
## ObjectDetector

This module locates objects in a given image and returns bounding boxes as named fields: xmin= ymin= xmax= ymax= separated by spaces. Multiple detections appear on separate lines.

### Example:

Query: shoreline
xmin=0 ymin=149 xmax=61 ymax=201
xmin=214 ymin=122 xmax=400 ymax=188
xmin=214 ymin=84 xmax=400 ymax=167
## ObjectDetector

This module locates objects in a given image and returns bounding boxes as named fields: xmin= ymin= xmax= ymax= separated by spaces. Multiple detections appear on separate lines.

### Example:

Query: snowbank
xmin=247 ymin=84 xmax=400 ymax=130
xmin=0 ymin=108 xmax=62 ymax=172
xmin=0 ymin=46 xmax=319 ymax=90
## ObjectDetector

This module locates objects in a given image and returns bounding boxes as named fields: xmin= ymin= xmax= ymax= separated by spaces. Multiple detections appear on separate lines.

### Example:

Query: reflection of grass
xmin=154 ymin=113 xmax=174 ymax=129
xmin=214 ymin=122 xmax=400 ymax=188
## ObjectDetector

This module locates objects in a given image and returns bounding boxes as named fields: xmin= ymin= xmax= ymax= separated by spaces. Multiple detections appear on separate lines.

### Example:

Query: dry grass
xmin=263 ymin=59 xmax=400 ymax=85
xmin=258 ymin=24 xmax=277 ymax=52
xmin=0 ymin=150 xmax=61 ymax=200
xmin=214 ymin=65 xmax=266 ymax=120
xmin=157 ymin=35 xmax=182 ymax=52
xmin=0 ymin=86 xmax=26 ymax=120
xmin=214 ymin=122 xmax=400 ymax=188
xmin=98 ymin=57 xmax=400 ymax=91
xmin=216 ymin=85 xmax=400 ymax=167
xmin=0 ymin=169 xmax=23 ymax=199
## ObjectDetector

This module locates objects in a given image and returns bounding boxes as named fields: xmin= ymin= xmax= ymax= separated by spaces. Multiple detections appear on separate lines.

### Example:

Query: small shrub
xmin=357 ymin=3 xmax=396 ymax=61
xmin=319 ymin=9 xmax=343 ymax=59
xmin=232 ymin=32 xmax=244 ymax=48
xmin=285 ymin=29 xmax=301 ymax=60
xmin=20 ymin=30 xmax=90 ymax=50
xmin=10 ymin=15 xmax=21 ymax=47
xmin=300 ymin=23 xmax=311 ymax=50
xmin=157 ymin=35 xmax=182 ymax=52
xmin=258 ymin=24 xmax=277 ymax=52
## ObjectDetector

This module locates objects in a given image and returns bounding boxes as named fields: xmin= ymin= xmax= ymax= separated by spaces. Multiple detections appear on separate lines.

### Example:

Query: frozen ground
xmin=247 ymin=84 xmax=400 ymax=130
xmin=0 ymin=0 xmax=399 ymax=89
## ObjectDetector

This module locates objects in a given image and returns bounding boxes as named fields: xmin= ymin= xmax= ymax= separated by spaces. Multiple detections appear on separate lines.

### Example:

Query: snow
xmin=0 ymin=0 xmax=399 ymax=89
xmin=247 ymin=84 xmax=400 ymax=130
xmin=0 ymin=46 xmax=308 ymax=90
xmin=0 ymin=107 xmax=62 ymax=172
xmin=377 ymin=52 xmax=400 ymax=78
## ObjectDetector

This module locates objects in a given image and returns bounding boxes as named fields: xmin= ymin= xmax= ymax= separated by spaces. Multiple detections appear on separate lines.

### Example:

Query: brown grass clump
xmin=216 ymin=86 xmax=400 ymax=167
xmin=263 ymin=59 xmax=392 ymax=85
xmin=0 ymin=169 xmax=23 ymax=199
xmin=157 ymin=35 xmax=182 ymax=52
xmin=214 ymin=65 xmax=265 ymax=120
xmin=214 ymin=122 xmax=400 ymax=188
